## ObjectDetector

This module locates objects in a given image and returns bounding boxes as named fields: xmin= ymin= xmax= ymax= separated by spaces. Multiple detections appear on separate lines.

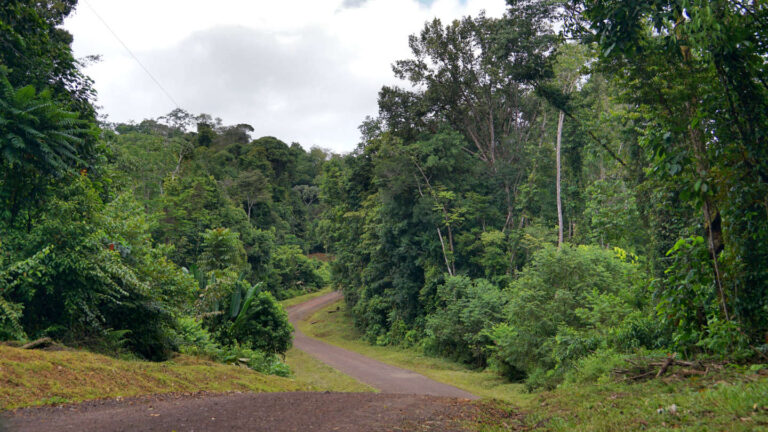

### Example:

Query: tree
xmin=0 ymin=69 xmax=97 ymax=227
xmin=550 ymin=44 xmax=590 ymax=247
xmin=385 ymin=11 xmax=558 ymax=232
xmin=231 ymin=170 xmax=272 ymax=220
xmin=569 ymin=0 xmax=768 ymax=350
xmin=0 ymin=0 xmax=96 ymax=119
xmin=197 ymin=228 xmax=246 ymax=273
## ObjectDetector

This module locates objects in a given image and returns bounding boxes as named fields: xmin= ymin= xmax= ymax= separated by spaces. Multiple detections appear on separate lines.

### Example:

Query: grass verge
xmin=300 ymin=299 xmax=768 ymax=431
xmin=283 ymin=347 xmax=374 ymax=393
xmin=0 ymin=345 xmax=309 ymax=411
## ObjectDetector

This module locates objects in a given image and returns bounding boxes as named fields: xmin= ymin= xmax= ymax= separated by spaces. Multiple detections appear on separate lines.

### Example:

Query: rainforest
xmin=1 ymin=1 xmax=767 ymax=430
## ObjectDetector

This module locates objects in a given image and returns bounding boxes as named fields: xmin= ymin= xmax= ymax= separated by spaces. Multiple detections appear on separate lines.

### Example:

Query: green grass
xmin=0 ymin=345 xmax=310 ymax=411
xmin=279 ymin=287 xmax=333 ymax=308
xmin=514 ymin=375 xmax=768 ymax=432
xmin=283 ymin=347 xmax=375 ymax=393
xmin=300 ymin=299 xmax=768 ymax=431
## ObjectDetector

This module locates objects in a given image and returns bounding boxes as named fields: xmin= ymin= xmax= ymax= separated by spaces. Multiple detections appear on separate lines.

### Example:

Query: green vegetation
xmin=302 ymin=299 xmax=768 ymax=431
xmin=2 ymin=0 xmax=767 ymax=428
xmin=320 ymin=0 xmax=768 ymax=392
xmin=0 ymin=344 xmax=308 ymax=411
xmin=0 ymin=1 xmax=327 ymax=375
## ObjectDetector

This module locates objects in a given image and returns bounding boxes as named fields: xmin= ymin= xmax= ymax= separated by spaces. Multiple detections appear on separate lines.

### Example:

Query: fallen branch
xmin=656 ymin=355 xmax=676 ymax=378
xmin=21 ymin=337 xmax=53 ymax=350
xmin=614 ymin=354 xmax=715 ymax=382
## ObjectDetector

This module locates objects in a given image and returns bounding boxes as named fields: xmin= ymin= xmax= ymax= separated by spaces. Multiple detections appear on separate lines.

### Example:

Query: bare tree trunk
xmin=502 ymin=182 xmax=513 ymax=233
xmin=437 ymin=227 xmax=454 ymax=276
xmin=556 ymin=110 xmax=565 ymax=248
xmin=446 ymin=224 xmax=456 ymax=275
xmin=172 ymin=151 xmax=184 ymax=180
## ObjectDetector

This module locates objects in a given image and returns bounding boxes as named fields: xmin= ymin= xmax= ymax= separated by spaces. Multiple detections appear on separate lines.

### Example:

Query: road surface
xmin=287 ymin=291 xmax=477 ymax=399
xmin=2 ymin=291 xmax=483 ymax=432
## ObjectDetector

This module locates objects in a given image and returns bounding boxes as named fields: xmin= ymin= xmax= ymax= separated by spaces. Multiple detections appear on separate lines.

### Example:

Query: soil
xmin=2 ymin=392 xmax=496 ymax=432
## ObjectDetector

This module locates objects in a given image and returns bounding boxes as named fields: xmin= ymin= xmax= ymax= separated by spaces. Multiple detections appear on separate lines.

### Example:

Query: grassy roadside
xmin=301 ymin=299 xmax=768 ymax=431
xmin=298 ymin=299 xmax=531 ymax=404
xmin=0 ymin=345 xmax=309 ymax=411
xmin=283 ymin=347 xmax=374 ymax=393
xmin=0 ymin=289 xmax=368 ymax=411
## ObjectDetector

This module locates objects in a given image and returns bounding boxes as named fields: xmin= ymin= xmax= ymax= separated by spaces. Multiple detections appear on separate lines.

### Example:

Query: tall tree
xmin=384 ymin=11 xmax=559 ymax=233
xmin=551 ymin=44 xmax=589 ymax=247
xmin=570 ymin=0 xmax=768 ymax=347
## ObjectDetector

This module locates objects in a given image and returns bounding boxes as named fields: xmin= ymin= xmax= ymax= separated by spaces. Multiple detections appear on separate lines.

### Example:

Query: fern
xmin=0 ymin=69 xmax=94 ymax=176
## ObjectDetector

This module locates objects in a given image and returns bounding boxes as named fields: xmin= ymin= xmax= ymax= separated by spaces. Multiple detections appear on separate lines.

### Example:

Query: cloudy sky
xmin=64 ymin=0 xmax=507 ymax=153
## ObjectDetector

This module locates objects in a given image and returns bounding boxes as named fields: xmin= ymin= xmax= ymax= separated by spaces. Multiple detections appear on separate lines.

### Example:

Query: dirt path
xmin=2 ymin=292 xmax=486 ymax=432
xmin=3 ymin=392 xmax=487 ymax=432
xmin=287 ymin=291 xmax=477 ymax=399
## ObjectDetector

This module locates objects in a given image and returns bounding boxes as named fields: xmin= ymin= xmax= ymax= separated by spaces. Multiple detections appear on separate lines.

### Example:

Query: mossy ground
xmin=301 ymin=299 xmax=768 ymax=431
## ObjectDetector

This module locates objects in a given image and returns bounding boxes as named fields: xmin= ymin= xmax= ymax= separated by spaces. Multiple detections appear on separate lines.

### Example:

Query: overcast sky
xmin=64 ymin=0 xmax=506 ymax=153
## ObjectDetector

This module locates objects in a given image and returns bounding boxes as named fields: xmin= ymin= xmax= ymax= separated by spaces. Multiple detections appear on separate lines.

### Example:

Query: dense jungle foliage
xmin=2 ymin=0 xmax=767 ymax=389
xmin=0 ymin=0 xmax=328 ymax=373
xmin=320 ymin=0 xmax=768 ymax=389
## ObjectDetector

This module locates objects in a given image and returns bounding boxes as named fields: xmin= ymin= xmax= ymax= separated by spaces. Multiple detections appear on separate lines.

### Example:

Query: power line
xmin=81 ymin=0 xmax=181 ymax=109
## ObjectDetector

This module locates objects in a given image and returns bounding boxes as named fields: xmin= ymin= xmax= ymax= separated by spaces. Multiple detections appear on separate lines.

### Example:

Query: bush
xmin=176 ymin=316 xmax=290 ymax=376
xmin=267 ymin=245 xmax=326 ymax=298
xmin=489 ymin=244 xmax=648 ymax=388
xmin=0 ymin=246 xmax=51 ymax=341
xmin=562 ymin=349 xmax=630 ymax=386
xmin=2 ymin=179 xmax=196 ymax=360
xmin=424 ymin=276 xmax=505 ymax=367
xmin=221 ymin=289 xmax=293 ymax=356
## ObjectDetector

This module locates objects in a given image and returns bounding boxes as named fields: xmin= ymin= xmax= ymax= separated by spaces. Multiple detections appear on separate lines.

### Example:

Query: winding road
xmin=288 ymin=291 xmax=477 ymax=399
xmin=2 ymin=291 xmax=480 ymax=432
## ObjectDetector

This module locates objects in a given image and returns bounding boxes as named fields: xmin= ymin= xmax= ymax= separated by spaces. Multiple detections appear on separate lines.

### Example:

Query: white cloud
xmin=66 ymin=0 xmax=506 ymax=152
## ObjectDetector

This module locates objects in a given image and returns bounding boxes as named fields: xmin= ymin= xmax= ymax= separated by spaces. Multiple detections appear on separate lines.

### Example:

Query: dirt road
xmin=288 ymin=291 xmax=477 ymax=399
xmin=3 ymin=392 xmax=488 ymax=432
xmin=2 ymin=291 xmax=484 ymax=431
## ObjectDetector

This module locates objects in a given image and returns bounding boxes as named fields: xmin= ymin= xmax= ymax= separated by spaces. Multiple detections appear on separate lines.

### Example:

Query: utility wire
xmin=81 ymin=0 xmax=181 ymax=109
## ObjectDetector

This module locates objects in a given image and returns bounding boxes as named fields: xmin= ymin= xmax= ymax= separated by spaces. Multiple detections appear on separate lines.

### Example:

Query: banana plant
xmin=229 ymin=281 xmax=263 ymax=334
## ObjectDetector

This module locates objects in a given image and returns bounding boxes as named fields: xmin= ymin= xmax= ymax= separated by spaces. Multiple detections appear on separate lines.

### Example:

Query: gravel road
xmin=288 ymin=291 xmax=477 ymax=399
xmin=2 ymin=290 xmax=482 ymax=431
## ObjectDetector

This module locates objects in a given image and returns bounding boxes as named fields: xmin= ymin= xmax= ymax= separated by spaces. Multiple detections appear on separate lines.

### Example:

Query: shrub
xmin=222 ymin=289 xmax=293 ymax=356
xmin=562 ymin=349 xmax=630 ymax=386
xmin=267 ymin=245 xmax=326 ymax=298
xmin=424 ymin=276 xmax=505 ymax=367
xmin=489 ymin=244 xmax=647 ymax=388
xmin=0 ymin=246 xmax=51 ymax=341
xmin=3 ymin=179 xmax=196 ymax=360
xmin=201 ymin=282 xmax=293 ymax=356
xmin=176 ymin=316 xmax=290 ymax=376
